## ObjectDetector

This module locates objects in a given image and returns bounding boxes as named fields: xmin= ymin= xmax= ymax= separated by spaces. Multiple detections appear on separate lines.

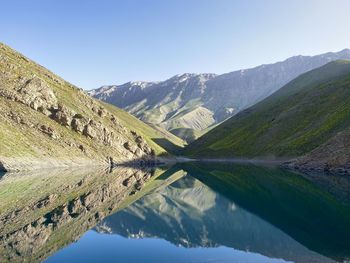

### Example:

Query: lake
xmin=0 ymin=162 xmax=349 ymax=263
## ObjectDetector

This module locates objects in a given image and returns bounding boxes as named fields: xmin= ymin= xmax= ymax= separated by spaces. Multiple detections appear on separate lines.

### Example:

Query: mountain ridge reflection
xmin=95 ymin=163 xmax=350 ymax=263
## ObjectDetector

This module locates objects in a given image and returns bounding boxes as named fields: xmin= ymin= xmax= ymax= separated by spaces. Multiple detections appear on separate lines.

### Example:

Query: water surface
xmin=0 ymin=163 xmax=349 ymax=263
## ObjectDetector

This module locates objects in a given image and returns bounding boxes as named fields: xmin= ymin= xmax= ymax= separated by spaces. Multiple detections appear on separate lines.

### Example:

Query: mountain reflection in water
xmin=0 ymin=163 xmax=349 ymax=263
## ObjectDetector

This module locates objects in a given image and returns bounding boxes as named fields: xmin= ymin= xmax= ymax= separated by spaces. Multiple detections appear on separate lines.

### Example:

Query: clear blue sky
xmin=1 ymin=0 xmax=350 ymax=89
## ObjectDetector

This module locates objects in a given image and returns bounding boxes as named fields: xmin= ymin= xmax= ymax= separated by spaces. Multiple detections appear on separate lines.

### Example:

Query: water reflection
xmin=0 ymin=163 xmax=349 ymax=263
xmin=94 ymin=165 xmax=350 ymax=263
xmin=180 ymin=162 xmax=350 ymax=262
xmin=0 ymin=166 xmax=164 ymax=262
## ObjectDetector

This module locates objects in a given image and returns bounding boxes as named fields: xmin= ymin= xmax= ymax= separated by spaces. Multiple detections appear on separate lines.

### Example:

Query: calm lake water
xmin=0 ymin=163 xmax=350 ymax=263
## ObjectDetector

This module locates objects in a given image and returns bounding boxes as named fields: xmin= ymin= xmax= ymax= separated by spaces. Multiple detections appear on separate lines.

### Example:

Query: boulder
xmin=122 ymin=176 xmax=137 ymax=187
xmin=39 ymin=125 xmax=59 ymax=139
xmin=68 ymin=198 xmax=85 ymax=215
xmin=83 ymin=120 xmax=103 ymax=139
xmin=71 ymin=116 xmax=89 ymax=133
xmin=134 ymin=148 xmax=143 ymax=157
xmin=97 ymin=108 xmax=107 ymax=117
xmin=102 ymin=129 xmax=115 ymax=146
xmin=92 ymin=106 xmax=107 ymax=117
xmin=51 ymin=104 xmax=75 ymax=127
xmin=83 ymin=123 xmax=97 ymax=139
xmin=123 ymin=142 xmax=138 ymax=153
xmin=135 ymin=136 xmax=143 ymax=144
xmin=110 ymin=115 xmax=120 ymax=125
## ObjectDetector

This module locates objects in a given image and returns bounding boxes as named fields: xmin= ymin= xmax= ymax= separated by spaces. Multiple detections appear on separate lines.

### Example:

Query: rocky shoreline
xmin=282 ymin=130 xmax=350 ymax=176
xmin=282 ymin=161 xmax=350 ymax=176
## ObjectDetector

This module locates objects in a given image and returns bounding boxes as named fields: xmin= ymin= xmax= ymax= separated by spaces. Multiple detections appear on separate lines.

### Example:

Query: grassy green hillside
xmin=0 ymin=42 xmax=184 ymax=170
xmin=184 ymin=60 xmax=350 ymax=158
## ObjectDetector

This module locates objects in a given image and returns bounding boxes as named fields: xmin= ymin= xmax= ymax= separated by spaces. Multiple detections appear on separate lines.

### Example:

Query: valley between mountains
xmin=1 ymin=42 xmax=350 ymax=176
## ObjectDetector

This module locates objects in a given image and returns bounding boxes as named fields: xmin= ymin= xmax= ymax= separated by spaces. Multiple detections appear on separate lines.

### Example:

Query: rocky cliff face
xmin=0 ymin=43 xmax=169 ymax=171
xmin=90 ymin=49 xmax=350 ymax=136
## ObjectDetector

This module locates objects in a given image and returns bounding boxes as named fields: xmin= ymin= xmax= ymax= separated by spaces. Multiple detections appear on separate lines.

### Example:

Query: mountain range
xmin=90 ymin=49 xmax=350 ymax=142
xmin=2 ymin=42 xmax=350 ymax=174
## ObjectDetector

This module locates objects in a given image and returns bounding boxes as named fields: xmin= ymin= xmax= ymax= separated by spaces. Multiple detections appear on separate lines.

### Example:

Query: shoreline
xmin=2 ymin=155 xmax=350 ymax=177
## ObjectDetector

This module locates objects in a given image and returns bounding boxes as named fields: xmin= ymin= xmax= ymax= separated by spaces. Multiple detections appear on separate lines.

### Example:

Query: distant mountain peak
xmin=90 ymin=48 xmax=350 ymax=140
xmin=171 ymin=73 xmax=216 ymax=81
xmin=339 ymin=48 xmax=350 ymax=55
xmin=128 ymin=81 xmax=155 ymax=89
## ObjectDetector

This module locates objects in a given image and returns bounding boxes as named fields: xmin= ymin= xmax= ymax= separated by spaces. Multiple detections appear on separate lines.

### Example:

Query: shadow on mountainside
xmin=152 ymin=138 xmax=184 ymax=155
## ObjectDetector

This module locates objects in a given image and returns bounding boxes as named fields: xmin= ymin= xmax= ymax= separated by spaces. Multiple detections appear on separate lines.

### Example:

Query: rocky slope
xmin=184 ymin=60 xmax=350 ymax=170
xmin=0 ymin=43 xmax=184 ymax=171
xmin=90 ymin=49 xmax=350 ymax=141
xmin=285 ymin=129 xmax=350 ymax=175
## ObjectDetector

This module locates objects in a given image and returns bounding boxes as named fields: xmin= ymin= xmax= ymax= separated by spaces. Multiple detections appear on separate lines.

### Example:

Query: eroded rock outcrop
xmin=0 ymin=77 xmax=58 ymax=115
xmin=18 ymin=78 xmax=58 ymax=114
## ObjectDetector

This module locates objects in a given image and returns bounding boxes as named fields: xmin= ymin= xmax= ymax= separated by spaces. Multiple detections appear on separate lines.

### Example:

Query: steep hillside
xmin=184 ymin=61 xmax=350 ymax=161
xmin=90 ymin=49 xmax=350 ymax=135
xmin=0 ymin=43 xmax=184 ymax=171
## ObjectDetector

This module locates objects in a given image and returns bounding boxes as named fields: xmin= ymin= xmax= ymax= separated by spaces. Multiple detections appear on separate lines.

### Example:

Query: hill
xmin=0 ymin=43 xmax=184 ymax=171
xmin=183 ymin=60 xmax=350 ymax=163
